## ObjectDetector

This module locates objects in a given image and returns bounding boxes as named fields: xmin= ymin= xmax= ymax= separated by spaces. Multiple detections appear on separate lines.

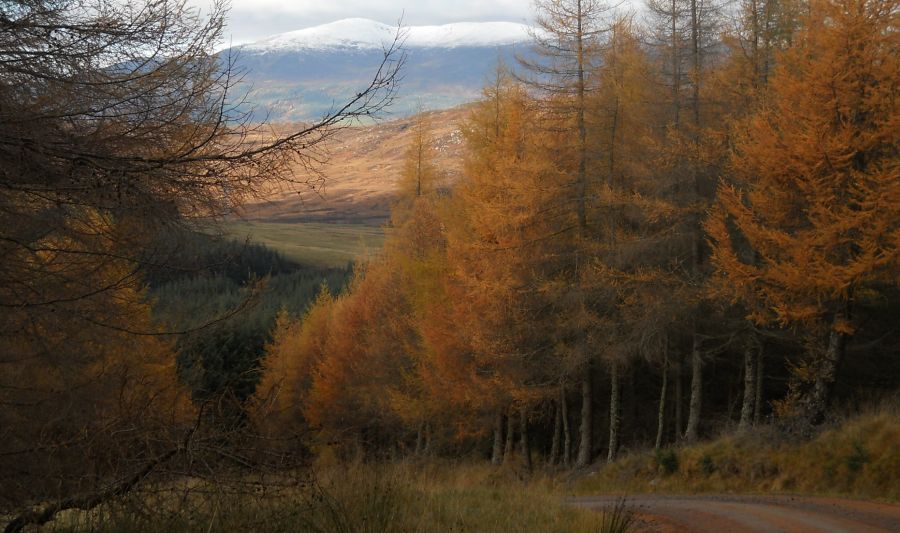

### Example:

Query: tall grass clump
xmin=600 ymin=497 xmax=636 ymax=533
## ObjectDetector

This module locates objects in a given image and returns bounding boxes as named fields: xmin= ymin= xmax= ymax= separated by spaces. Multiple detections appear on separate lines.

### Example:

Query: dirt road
xmin=569 ymin=495 xmax=900 ymax=532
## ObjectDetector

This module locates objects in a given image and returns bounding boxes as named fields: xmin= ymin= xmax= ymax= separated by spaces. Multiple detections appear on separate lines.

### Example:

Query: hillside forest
xmin=0 ymin=0 xmax=898 ymax=530
xmin=255 ymin=0 xmax=898 ymax=462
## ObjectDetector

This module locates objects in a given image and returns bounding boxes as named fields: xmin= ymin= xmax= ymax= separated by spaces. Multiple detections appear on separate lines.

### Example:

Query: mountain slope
xmin=238 ymin=106 xmax=468 ymax=225
xmin=226 ymin=19 xmax=534 ymax=121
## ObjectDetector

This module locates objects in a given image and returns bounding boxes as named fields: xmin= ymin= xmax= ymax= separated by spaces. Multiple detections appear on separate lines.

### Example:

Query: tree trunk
xmin=520 ymin=405 xmax=532 ymax=472
xmin=504 ymin=406 xmax=515 ymax=463
xmin=806 ymin=309 xmax=848 ymax=425
xmin=655 ymin=344 xmax=669 ymax=450
xmin=575 ymin=2 xmax=587 ymax=231
xmin=675 ymin=352 xmax=684 ymax=441
xmin=576 ymin=366 xmax=593 ymax=467
xmin=607 ymin=362 xmax=621 ymax=463
xmin=685 ymin=335 xmax=703 ymax=443
xmin=625 ymin=364 xmax=636 ymax=448
xmin=738 ymin=335 xmax=757 ymax=432
xmin=550 ymin=399 xmax=562 ymax=465
xmin=754 ymin=347 xmax=765 ymax=425
xmin=561 ymin=386 xmax=571 ymax=467
xmin=491 ymin=411 xmax=505 ymax=465
xmin=687 ymin=0 xmax=706 ymax=440
xmin=671 ymin=0 xmax=681 ymax=127
xmin=415 ymin=421 xmax=425 ymax=455
xmin=690 ymin=0 xmax=701 ymax=132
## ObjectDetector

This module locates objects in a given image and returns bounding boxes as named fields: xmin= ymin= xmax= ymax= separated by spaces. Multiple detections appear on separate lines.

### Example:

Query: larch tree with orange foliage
xmin=252 ymin=286 xmax=335 ymax=450
xmin=707 ymin=0 xmax=899 ymax=427
xmin=585 ymin=17 xmax=686 ymax=461
xmin=712 ymin=0 xmax=802 ymax=433
xmin=0 ymin=231 xmax=192 ymax=520
xmin=385 ymin=156 xmax=452 ymax=455
xmin=300 ymin=260 xmax=418 ymax=458
xmin=447 ymin=64 xmax=565 ymax=468
xmin=393 ymin=109 xmax=441 ymax=226
xmin=519 ymin=0 xmax=617 ymax=469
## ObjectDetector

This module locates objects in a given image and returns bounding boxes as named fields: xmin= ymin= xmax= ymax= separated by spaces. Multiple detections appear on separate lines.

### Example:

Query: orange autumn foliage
xmin=707 ymin=0 xmax=899 ymax=329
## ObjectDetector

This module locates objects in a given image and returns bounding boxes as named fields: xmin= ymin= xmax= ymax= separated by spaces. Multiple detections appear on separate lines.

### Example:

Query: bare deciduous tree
xmin=0 ymin=0 xmax=404 ymax=528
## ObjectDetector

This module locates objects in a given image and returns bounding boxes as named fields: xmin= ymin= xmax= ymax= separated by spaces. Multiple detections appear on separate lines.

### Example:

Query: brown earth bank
xmin=570 ymin=495 xmax=900 ymax=532
xmin=238 ymin=106 xmax=468 ymax=225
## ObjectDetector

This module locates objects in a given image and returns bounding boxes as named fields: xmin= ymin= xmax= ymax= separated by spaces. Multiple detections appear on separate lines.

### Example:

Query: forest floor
xmin=570 ymin=494 xmax=900 ymax=532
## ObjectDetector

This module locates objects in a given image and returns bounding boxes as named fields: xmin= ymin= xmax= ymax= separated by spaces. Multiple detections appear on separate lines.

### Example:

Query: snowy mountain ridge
xmin=243 ymin=18 xmax=534 ymax=52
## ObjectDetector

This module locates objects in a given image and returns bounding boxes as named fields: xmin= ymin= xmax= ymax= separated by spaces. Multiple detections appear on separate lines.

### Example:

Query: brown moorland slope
xmin=238 ymin=106 xmax=469 ymax=225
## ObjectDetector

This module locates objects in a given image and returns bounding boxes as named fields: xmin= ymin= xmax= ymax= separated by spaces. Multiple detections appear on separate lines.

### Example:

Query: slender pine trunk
xmin=491 ymin=411 xmax=505 ymax=465
xmin=754 ymin=348 xmax=765 ymax=425
xmin=576 ymin=366 xmax=593 ymax=467
xmin=575 ymin=1 xmax=587 ymax=231
xmin=738 ymin=336 xmax=757 ymax=432
xmin=607 ymin=362 xmax=621 ymax=463
xmin=655 ymin=343 xmax=669 ymax=450
xmin=671 ymin=0 xmax=680 ymax=127
xmin=806 ymin=309 xmax=848 ymax=425
xmin=685 ymin=334 xmax=702 ymax=443
xmin=561 ymin=386 xmax=571 ymax=467
xmin=685 ymin=0 xmax=704 ymax=447
xmin=550 ymin=400 xmax=562 ymax=465
xmin=520 ymin=405 xmax=532 ymax=472
xmin=504 ymin=406 xmax=515 ymax=463
xmin=415 ymin=421 xmax=425 ymax=455
xmin=675 ymin=353 xmax=683 ymax=441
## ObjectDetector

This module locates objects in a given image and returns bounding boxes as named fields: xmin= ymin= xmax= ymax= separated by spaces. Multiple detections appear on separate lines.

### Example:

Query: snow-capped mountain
xmin=226 ymin=19 xmax=536 ymax=121
xmin=244 ymin=18 xmax=533 ymax=52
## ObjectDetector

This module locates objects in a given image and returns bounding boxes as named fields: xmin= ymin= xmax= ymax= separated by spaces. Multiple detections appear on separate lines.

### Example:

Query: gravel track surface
xmin=569 ymin=494 xmax=900 ymax=532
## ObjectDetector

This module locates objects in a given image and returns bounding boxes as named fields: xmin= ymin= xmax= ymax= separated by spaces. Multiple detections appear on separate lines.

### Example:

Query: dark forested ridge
xmin=149 ymin=231 xmax=353 ymax=421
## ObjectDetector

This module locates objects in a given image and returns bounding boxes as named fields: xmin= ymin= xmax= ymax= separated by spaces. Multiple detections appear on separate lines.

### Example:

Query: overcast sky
xmin=189 ymin=0 xmax=535 ymax=46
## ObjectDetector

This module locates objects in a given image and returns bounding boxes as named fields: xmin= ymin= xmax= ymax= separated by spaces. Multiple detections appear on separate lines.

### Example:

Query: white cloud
xmin=189 ymin=0 xmax=534 ymax=45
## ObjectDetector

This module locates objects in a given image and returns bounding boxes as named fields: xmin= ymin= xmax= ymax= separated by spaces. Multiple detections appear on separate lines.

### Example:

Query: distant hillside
xmin=225 ymin=18 xmax=534 ymax=121
xmin=238 ymin=106 xmax=468 ymax=225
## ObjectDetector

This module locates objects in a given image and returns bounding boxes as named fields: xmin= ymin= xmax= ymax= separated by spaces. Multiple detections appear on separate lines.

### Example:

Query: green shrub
xmin=700 ymin=455 xmax=716 ymax=476
xmin=654 ymin=449 xmax=679 ymax=475
xmin=845 ymin=440 xmax=869 ymax=474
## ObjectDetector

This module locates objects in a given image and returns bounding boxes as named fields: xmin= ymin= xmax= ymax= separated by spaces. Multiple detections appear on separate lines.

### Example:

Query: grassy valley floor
xmin=225 ymin=221 xmax=386 ymax=268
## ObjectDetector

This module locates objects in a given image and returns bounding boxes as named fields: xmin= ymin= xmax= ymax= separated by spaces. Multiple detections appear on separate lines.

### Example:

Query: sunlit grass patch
xmin=224 ymin=221 xmax=386 ymax=268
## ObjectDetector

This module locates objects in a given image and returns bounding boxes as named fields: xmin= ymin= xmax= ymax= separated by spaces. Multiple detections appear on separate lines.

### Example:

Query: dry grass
xmin=40 ymin=407 xmax=899 ymax=531
xmin=576 ymin=402 xmax=900 ymax=502
xmin=241 ymin=107 xmax=468 ymax=225
xmin=365 ymin=461 xmax=607 ymax=532
xmin=46 ymin=462 xmax=616 ymax=532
